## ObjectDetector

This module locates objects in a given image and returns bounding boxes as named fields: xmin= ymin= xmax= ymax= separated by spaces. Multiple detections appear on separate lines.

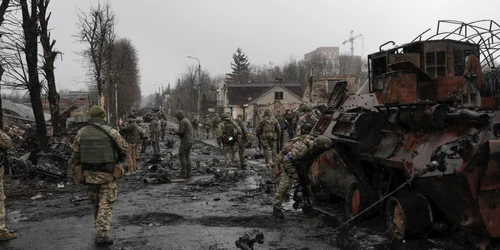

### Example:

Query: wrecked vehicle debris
xmin=235 ymin=230 xmax=265 ymax=250
xmin=307 ymin=19 xmax=500 ymax=249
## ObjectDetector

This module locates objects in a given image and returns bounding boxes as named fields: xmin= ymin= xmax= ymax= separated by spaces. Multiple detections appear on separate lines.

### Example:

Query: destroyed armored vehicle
xmin=308 ymin=20 xmax=500 ymax=247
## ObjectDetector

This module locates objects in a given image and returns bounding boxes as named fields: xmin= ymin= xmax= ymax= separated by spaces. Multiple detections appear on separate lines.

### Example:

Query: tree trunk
xmin=0 ymin=66 xmax=4 ymax=130
xmin=21 ymin=0 xmax=48 ymax=152
xmin=44 ymin=57 xmax=61 ymax=134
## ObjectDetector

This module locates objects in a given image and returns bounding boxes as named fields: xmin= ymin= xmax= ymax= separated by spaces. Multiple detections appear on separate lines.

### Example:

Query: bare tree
xmin=37 ymin=0 xmax=61 ymax=133
xmin=0 ymin=0 xmax=11 ymax=130
xmin=76 ymin=2 xmax=115 ymax=107
xmin=20 ymin=0 xmax=48 ymax=151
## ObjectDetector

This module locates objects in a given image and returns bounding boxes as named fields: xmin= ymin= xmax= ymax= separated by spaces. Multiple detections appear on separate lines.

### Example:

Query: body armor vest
xmin=80 ymin=124 xmax=118 ymax=164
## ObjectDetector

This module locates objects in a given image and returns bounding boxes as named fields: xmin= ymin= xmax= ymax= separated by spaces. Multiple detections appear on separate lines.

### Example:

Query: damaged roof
xmin=226 ymin=82 xmax=303 ymax=106
xmin=2 ymin=99 xmax=51 ymax=121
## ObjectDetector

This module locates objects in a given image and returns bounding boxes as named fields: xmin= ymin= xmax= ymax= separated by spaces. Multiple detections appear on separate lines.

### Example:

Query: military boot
xmin=273 ymin=207 xmax=284 ymax=219
xmin=95 ymin=235 xmax=113 ymax=245
xmin=0 ymin=231 xmax=17 ymax=241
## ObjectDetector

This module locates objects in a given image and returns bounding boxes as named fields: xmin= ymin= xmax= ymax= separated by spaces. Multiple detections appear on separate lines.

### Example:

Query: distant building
xmin=221 ymin=82 xmax=303 ymax=128
xmin=304 ymin=47 xmax=340 ymax=73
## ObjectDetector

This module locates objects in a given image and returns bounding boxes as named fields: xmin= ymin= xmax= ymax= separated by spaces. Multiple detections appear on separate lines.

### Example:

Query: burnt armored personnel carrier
xmin=308 ymin=20 xmax=500 ymax=246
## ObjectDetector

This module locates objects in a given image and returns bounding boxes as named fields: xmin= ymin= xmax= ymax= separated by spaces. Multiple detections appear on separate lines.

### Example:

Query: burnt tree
xmin=37 ymin=0 xmax=61 ymax=134
xmin=0 ymin=0 xmax=10 ymax=130
xmin=76 ymin=2 xmax=115 ymax=107
xmin=20 ymin=0 xmax=48 ymax=151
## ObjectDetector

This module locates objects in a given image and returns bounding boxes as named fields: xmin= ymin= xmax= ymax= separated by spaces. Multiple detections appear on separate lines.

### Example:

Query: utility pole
xmin=115 ymin=82 xmax=118 ymax=127
xmin=187 ymin=55 xmax=201 ymax=119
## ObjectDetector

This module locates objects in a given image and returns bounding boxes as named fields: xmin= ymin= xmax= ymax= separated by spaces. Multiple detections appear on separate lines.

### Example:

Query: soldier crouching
xmin=272 ymin=135 xmax=332 ymax=218
xmin=71 ymin=106 xmax=128 ymax=245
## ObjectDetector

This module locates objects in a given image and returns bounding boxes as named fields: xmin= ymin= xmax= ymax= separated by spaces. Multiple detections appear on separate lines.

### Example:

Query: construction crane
xmin=342 ymin=30 xmax=363 ymax=56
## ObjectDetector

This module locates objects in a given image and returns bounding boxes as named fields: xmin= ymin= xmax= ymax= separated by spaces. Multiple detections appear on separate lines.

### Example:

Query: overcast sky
xmin=50 ymin=0 xmax=500 ymax=96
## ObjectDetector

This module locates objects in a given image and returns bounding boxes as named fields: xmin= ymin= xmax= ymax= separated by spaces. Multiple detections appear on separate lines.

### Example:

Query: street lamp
xmin=187 ymin=55 xmax=201 ymax=119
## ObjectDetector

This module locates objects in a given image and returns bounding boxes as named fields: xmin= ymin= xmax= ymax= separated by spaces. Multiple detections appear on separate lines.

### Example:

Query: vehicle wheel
xmin=345 ymin=182 xmax=377 ymax=219
xmin=385 ymin=194 xmax=433 ymax=240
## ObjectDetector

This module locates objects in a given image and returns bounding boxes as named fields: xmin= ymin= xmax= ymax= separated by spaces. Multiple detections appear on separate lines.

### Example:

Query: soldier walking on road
xmin=212 ymin=113 xmax=222 ymax=139
xmin=203 ymin=116 xmax=211 ymax=139
xmin=0 ymin=127 xmax=15 ymax=241
xmin=191 ymin=117 xmax=200 ymax=139
xmin=235 ymin=114 xmax=249 ymax=168
xmin=256 ymin=109 xmax=281 ymax=168
xmin=272 ymin=135 xmax=332 ymax=218
xmin=120 ymin=115 xmax=139 ymax=174
xmin=160 ymin=118 xmax=167 ymax=141
xmin=217 ymin=113 xmax=242 ymax=166
xmin=150 ymin=116 xmax=161 ymax=157
xmin=173 ymin=111 xmax=194 ymax=178
xmin=274 ymin=109 xmax=288 ymax=153
xmin=70 ymin=106 xmax=129 ymax=245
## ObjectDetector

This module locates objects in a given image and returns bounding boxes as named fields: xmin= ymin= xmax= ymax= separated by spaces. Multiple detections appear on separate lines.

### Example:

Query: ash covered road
xmin=0 ymin=123 xmax=474 ymax=250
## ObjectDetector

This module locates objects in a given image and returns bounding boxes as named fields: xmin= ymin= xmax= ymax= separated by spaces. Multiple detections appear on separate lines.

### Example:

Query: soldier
xmin=70 ymin=106 xmax=128 ymax=245
xmin=274 ymin=109 xmax=288 ymax=153
xmin=191 ymin=117 xmax=200 ymax=139
xmin=120 ymin=115 xmax=139 ymax=174
xmin=160 ymin=118 xmax=167 ymax=141
xmin=203 ymin=115 xmax=212 ymax=139
xmin=136 ymin=120 xmax=145 ymax=158
xmin=211 ymin=113 xmax=222 ymax=139
xmin=0 ymin=126 xmax=15 ymax=241
xmin=150 ymin=116 xmax=161 ymax=157
xmin=272 ymin=135 xmax=332 ymax=218
xmin=284 ymin=109 xmax=294 ymax=139
xmin=296 ymin=105 xmax=318 ymax=136
xmin=235 ymin=114 xmax=249 ymax=168
xmin=172 ymin=111 xmax=194 ymax=178
xmin=256 ymin=109 xmax=281 ymax=168
xmin=217 ymin=113 xmax=242 ymax=166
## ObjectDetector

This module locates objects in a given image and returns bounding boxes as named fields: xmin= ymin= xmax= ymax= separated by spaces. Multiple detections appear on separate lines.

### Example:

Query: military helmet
xmin=303 ymin=105 xmax=313 ymax=112
xmin=264 ymin=109 xmax=271 ymax=116
xmin=314 ymin=135 xmax=332 ymax=151
xmin=301 ymin=123 xmax=314 ymax=134
xmin=220 ymin=113 xmax=229 ymax=119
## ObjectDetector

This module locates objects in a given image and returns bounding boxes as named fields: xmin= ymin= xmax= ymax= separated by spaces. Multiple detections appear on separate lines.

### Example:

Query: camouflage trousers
xmin=262 ymin=138 xmax=278 ymax=164
xmin=179 ymin=142 xmax=193 ymax=177
xmin=238 ymin=142 xmax=245 ymax=165
xmin=273 ymin=156 xmax=295 ymax=208
xmin=126 ymin=144 xmax=137 ymax=172
xmin=0 ymin=167 xmax=7 ymax=233
xmin=223 ymin=143 xmax=239 ymax=165
xmin=204 ymin=126 xmax=210 ymax=139
xmin=135 ymin=141 xmax=142 ymax=158
xmin=88 ymin=180 xmax=117 ymax=237
xmin=193 ymin=128 xmax=199 ymax=139
xmin=151 ymin=140 xmax=160 ymax=156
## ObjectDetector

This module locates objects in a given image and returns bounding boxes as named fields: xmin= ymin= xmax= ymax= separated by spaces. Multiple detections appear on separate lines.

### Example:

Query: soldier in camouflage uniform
xmin=211 ymin=113 xmax=222 ymax=139
xmin=0 ymin=128 xmax=15 ymax=241
xmin=295 ymin=105 xmax=318 ymax=136
xmin=150 ymin=116 xmax=161 ymax=157
xmin=235 ymin=114 xmax=249 ymax=168
xmin=272 ymin=135 xmax=332 ymax=218
xmin=256 ymin=109 xmax=281 ymax=168
xmin=203 ymin=116 xmax=212 ymax=139
xmin=70 ymin=106 xmax=129 ymax=245
xmin=274 ymin=109 xmax=288 ymax=153
xmin=136 ymin=120 xmax=145 ymax=158
xmin=284 ymin=109 xmax=294 ymax=139
xmin=173 ymin=111 xmax=194 ymax=178
xmin=191 ymin=117 xmax=200 ymax=139
xmin=217 ymin=113 xmax=242 ymax=166
xmin=120 ymin=115 xmax=139 ymax=174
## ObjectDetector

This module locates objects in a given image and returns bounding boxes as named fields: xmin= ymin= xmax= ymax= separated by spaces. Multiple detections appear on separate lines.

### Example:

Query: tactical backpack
xmin=222 ymin=121 xmax=237 ymax=144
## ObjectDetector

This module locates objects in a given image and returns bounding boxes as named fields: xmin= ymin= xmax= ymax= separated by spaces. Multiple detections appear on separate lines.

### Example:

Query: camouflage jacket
xmin=256 ymin=115 xmax=281 ymax=138
xmin=212 ymin=116 xmax=222 ymax=128
xmin=150 ymin=119 xmax=161 ymax=140
xmin=71 ymin=120 xmax=129 ymax=184
xmin=175 ymin=117 xmax=194 ymax=144
xmin=203 ymin=118 xmax=212 ymax=127
xmin=235 ymin=118 xmax=248 ymax=142
xmin=275 ymin=114 xmax=288 ymax=130
xmin=296 ymin=114 xmax=319 ymax=135
xmin=280 ymin=135 xmax=316 ymax=173
xmin=120 ymin=121 xmax=139 ymax=144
